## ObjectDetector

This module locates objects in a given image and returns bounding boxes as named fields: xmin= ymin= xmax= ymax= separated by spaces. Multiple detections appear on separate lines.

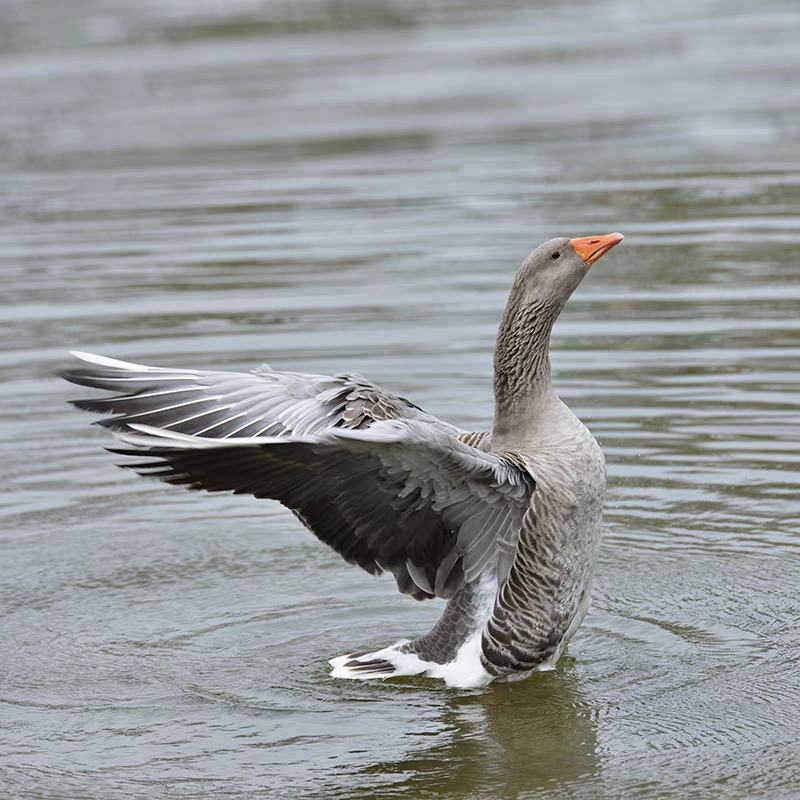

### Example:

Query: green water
xmin=2 ymin=1 xmax=799 ymax=797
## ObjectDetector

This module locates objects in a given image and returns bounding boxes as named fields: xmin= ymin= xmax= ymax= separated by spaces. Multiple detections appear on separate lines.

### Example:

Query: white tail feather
xmin=328 ymin=636 xmax=493 ymax=688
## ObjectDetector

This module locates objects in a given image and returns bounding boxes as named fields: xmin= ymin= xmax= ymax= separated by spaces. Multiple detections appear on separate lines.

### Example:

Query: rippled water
xmin=2 ymin=1 xmax=800 ymax=797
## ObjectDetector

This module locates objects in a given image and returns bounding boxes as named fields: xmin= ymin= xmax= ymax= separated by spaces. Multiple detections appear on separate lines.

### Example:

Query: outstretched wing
xmin=62 ymin=351 xmax=441 ymax=438
xmin=63 ymin=353 xmax=534 ymax=600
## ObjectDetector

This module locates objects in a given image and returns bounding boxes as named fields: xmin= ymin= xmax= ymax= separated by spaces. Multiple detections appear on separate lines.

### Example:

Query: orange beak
xmin=569 ymin=232 xmax=624 ymax=267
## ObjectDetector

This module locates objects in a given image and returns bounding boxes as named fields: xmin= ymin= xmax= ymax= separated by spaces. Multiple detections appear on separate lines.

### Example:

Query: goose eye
xmin=551 ymin=251 xmax=561 ymax=260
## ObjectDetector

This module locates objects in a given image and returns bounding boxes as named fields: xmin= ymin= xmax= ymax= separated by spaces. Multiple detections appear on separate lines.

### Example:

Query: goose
xmin=63 ymin=231 xmax=623 ymax=689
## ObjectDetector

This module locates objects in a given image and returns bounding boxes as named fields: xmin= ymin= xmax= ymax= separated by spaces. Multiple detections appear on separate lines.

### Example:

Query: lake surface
xmin=2 ymin=1 xmax=800 ymax=797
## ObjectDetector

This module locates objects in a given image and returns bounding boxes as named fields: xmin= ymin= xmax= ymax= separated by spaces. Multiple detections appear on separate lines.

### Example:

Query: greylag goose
xmin=63 ymin=232 xmax=623 ymax=689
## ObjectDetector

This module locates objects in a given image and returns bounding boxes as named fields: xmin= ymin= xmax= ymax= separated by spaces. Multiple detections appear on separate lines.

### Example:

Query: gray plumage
xmin=63 ymin=231 xmax=623 ymax=688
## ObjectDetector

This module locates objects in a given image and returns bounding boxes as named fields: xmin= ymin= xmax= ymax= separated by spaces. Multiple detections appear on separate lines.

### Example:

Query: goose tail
xmin=328 ymin=635 xmax=494 ymax=688
xmin=328 ymin=640 xmax=430 ymax=681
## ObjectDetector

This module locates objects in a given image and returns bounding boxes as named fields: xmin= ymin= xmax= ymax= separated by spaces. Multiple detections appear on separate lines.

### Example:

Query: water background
xmin=2 ymin=1 xmax=800 ymax=797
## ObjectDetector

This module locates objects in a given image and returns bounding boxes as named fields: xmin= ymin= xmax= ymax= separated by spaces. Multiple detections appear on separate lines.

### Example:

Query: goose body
xmin=63 ymin=232 xmax=622 ymax=688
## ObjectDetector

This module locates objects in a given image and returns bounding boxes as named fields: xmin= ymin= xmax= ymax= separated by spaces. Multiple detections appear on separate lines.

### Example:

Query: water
xmin=2 ymin=1 xmax=800 ymax=797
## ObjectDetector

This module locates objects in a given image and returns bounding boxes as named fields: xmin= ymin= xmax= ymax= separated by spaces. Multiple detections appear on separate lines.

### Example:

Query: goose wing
xmin=64 ymin=353 xmax=535 ymax=600
xmin=62 ymin=351 xmax=438 ymax=438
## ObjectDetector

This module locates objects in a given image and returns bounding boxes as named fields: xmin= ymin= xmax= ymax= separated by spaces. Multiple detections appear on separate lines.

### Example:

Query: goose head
xmin=492 ymin=231 xmax=625 ymax=422
xmin=513 ymin=232 xmax=624 ymax=307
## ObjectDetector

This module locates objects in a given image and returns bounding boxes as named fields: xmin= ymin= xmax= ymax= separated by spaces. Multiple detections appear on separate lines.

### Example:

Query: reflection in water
xmin=359 ymin=662 xmax=600 ymax=796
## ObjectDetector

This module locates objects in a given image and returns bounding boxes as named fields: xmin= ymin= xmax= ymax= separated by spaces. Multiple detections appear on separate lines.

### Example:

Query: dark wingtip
xmin=105 ymin=447 xmax=143 ymax=457
xmin=94 ymin=417 xmax=131 ymax=430
xmin=70 ymin=398 xmax=103 ymax=412
xmin=60 ymin=370 xmax=111 ymax=390
xmin=60 ymin=369 xmax=80 ymax=385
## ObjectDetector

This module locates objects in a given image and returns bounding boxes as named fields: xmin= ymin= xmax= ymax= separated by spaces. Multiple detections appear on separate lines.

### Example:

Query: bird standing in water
xmin=63 ymin=232 xmax=623 ymax=688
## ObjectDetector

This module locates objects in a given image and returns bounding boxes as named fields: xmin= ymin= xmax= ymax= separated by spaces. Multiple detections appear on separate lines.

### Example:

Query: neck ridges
xmin=492 ymin=295 xmax=561 ymax=435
